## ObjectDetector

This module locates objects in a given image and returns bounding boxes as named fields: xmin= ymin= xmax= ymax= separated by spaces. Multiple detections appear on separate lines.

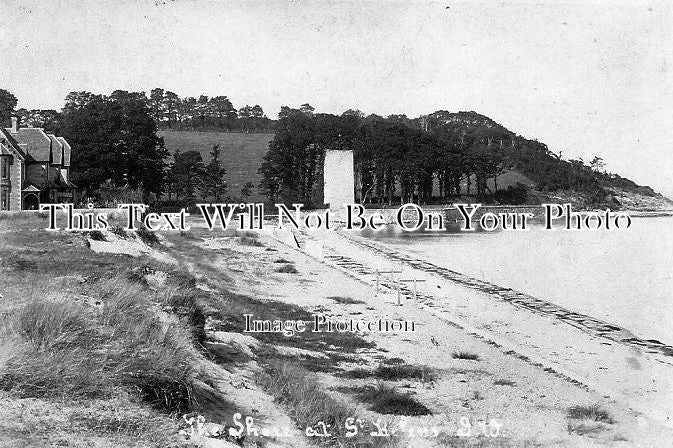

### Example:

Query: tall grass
xmin=0 ymin=276 xmax=199 ymax=413
xmin=258 ymin=359 xmax=393 ymax=447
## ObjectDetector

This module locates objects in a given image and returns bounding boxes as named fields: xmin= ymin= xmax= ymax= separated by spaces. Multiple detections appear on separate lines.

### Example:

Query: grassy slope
xmin=158 ymin=131 xmax=671 ymax=210
xmin=0 ymin=213 xmax=225 ymax=447
xmin=159 ymin=130 xmax=273 ymax=202
xmin=159 ymin=130 xmax=536 ymax=203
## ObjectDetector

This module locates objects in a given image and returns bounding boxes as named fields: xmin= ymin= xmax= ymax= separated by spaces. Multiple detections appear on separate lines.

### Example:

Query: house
xmin=0 ymin=117 xmax=75 ymax=210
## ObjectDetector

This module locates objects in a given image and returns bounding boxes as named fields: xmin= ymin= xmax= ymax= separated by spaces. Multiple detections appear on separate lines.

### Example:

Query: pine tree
xmin=203 ymin=144 xmax=227 ymax=202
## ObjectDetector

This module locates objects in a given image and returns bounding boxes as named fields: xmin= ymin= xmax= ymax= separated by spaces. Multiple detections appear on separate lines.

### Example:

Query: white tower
xmin=323 ymin=149 xmax=354 ymax=209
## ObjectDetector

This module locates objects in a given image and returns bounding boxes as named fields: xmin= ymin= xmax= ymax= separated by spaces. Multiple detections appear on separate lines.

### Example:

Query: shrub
xmin=275 ymin=264 xmax=298 ymax=274
xmin=493 ymin=183 xmax=528 ymax=205
xmin=374 ymin=364 xmax=435 ymax=381
xmin=109 ymin=225 xmax=127 ymax=238
xmin=86 ymin=230 xmax=107 ymax=241
xmin=239 ymin=236 xmax=263 ymax=247
xmin=567 ymin=404 xmax=614 ymax=424
xmin=452 ymin=351 xmax=480 ymax=361
xmin=328 ymin=296 xmax=365 ymax=305
xmin=136 ymin=226 xmax=160 ymax=246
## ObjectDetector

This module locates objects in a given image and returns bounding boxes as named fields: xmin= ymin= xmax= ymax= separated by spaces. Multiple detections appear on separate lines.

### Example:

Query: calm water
xmin=365 ymin=216 xmax=673 ymax=345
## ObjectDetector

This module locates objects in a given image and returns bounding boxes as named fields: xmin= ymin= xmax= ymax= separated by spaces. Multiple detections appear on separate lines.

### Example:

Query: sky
xmin=1 ymin=0 xmax=672 ymax=196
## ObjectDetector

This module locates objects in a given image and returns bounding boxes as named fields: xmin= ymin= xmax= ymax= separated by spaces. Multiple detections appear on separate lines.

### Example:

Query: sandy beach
xmin=172 ymin=218 xmax=673 ymax=447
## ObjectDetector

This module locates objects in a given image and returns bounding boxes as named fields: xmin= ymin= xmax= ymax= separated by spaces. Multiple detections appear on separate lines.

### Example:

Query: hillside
xmin=159 ymin=130 xmax=273 ymax=202
xmin=159 ymin=123 xmax=672 ymax=211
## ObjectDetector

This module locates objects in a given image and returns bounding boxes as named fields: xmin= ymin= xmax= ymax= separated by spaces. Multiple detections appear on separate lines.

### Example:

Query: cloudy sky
xmin=1 ymin=0 xmax=671 ymax=195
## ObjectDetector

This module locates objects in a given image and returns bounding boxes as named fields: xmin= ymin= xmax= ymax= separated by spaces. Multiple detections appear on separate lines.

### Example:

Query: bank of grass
xmin=452 ymin=351 xmax=481 ymax=361
xmin=0 ymin=275 xmax=199 ymax=411
xmin=566 ymin=404 xmax=614 ymax=436
xmin=258 ymin=359 xmax=394 ymax=447
xmin=0 ymin=217 xmax=220 ymax=446
xmin=328 ymin=296 xmax=365 ymax=305
xmin=340 ymin=363 xmax=436 ymax=382
xmin=339 ymin=383 xmax=431 ymax=416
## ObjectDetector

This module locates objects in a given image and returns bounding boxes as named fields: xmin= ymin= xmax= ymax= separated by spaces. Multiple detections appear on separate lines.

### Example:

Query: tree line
xmin=0 ymin=88 xmax=236 ymax=205
xmin=259 ymin=107 xmax=634 ymax=207
xmin=1 ymin=87 xmax=651 ymax=209
xmin=14 ymin=88 xmax=274 ymax=134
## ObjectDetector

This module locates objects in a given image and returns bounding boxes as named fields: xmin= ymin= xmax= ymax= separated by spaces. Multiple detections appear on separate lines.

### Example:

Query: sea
xmin=365 ymin=215 xmax=673 ymax=345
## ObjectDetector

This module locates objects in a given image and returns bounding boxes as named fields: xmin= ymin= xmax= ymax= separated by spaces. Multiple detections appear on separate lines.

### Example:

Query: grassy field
xmin=159 ymin=130 xmax=273 ymax=203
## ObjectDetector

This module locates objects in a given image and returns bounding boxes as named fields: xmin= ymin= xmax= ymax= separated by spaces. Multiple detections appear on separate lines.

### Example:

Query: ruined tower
xmin=323 ymin=149 xmax=354 ymax=209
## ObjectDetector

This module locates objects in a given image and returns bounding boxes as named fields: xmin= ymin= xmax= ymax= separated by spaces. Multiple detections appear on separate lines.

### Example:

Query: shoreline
xmin=266 ymin=223 xmax=673 ymax=430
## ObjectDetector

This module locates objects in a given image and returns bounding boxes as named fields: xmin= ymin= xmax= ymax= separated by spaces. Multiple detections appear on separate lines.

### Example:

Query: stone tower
xmin=323 ymin=149 xmax=354 ymax=209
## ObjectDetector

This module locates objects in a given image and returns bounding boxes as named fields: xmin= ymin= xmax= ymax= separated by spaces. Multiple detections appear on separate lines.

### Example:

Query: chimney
xmin=10 ymin=116 xmax=18 ymax=133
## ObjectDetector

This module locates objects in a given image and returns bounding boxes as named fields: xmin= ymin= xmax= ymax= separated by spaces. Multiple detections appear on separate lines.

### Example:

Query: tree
xmin=171 ymin=150 xmax=205 ymax=204
xmin=0 ymin=89 xmax=18 ymax=125
xmin=61 ymin=90 xmax=167 ymax=199
xmin=259 ymin=110 xmax=318 ymax=204
xmin=163 ymin=91 xmax=180 ymax=128
xmin=299 ymin=103 xmax=315 ymax=115
xmin=149 ymin=88 xmax=165 ymax=123
xmin=202 ymin=144 xmax=227 ymax=202
xmin=590 ymin=155 xmax=606 ymax=173
xmin=240 ymin=181 xmax=255 ymax=200
xmin=16 ymin=109 xmax=61 ymax=129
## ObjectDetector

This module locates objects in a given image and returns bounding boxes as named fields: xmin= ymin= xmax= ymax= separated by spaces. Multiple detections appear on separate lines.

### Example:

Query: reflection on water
xmin=360 ymin=216 xmax=673 ymax=345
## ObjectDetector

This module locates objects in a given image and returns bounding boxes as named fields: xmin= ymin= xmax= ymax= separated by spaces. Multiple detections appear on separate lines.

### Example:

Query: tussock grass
xmin=85 ymin=230 xmax=106 ymax=241
xmin=276 ymin=263 xmax=298 ymax=273
xmin=567 ymin=404 xmax=614 ymax=424
xmin=0 ymin=252 xmax=39 ymax=271
xmin=164 ymin=288 xmax=208 ymax=344
xmin=382 ymin=357 xmax=405 ymax=365
xmin=259 ymin=360 xmax=354 ymax=440
xmin=239 ymin=235 xmax=264 ymax=247
xmin=452 ymin=351 xmax=480 ymax=361
xmin=0 ymin=276 xmax=199 ymax=414
xmin=109 ymin=225 xmax=127 ymax=238
xmin=566 ymin=404 xmax=614 ymax=437
xmin=328 ymin=296 xmax=365 ymax=305
xmin=136 ymin=226 xmax=160 ymax=246
xmin=345 ymin=383 xmax=431 ymax=416
xmin=274 ymin=257 xmax=292 ymax=263
xmin=374 ymin=364 xmax=435 ymax=381
xmin=340 ymin=363 xmax=435 ymax=382
xmin=236 ymin=230 xmax=259 ymax=238
xmin=258 ymin=360 xmax=392 ymax=447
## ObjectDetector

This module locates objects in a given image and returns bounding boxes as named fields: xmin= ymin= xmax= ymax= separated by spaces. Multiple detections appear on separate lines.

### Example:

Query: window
xmin=0 ymin=159 xmax=7 ymax=179
xmin=1 ymin=189 xmax=7 ymax=211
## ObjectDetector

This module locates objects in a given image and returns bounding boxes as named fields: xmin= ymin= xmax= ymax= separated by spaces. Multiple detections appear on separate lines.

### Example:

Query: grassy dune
xmin=0 ymin=213 xmax=215 ymax=447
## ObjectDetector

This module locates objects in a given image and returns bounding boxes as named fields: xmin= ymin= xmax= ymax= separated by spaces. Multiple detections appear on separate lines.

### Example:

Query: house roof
xmin=57 ymin=137 xmax=71 ymax=167
xmin=48 ymin=134 xmax=63 ymax=164
xmin=0 ymin=128 xmax=27 ymax=160
xmin=8 ymin=127 xmax=52 ymax=162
